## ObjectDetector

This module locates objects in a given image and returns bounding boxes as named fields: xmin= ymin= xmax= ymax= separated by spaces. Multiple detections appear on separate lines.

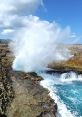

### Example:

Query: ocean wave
xmin=39 ymin=72 xmax=76 ymax=117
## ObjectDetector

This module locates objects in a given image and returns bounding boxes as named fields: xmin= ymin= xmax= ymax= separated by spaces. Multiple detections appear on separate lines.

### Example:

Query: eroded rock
xmin=0 ymin=40 xmax=57 ymax=117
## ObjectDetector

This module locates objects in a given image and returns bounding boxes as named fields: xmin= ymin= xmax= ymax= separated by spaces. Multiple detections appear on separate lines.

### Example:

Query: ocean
xmin=39 ymin=72 xmax=82 ymax=117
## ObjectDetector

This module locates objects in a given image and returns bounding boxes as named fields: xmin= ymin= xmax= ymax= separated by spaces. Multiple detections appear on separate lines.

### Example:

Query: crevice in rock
xmin=0 ymin=114 xmax=7 ymax=117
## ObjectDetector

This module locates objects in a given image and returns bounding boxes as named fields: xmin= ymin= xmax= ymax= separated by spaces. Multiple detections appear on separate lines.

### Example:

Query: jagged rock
xmin=0 ymin=40 xmax=57 ymax=117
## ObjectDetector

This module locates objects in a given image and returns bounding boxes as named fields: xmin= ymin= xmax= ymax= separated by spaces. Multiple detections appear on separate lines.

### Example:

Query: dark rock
xmin=0 ymin=113 xmax=7 ymax=117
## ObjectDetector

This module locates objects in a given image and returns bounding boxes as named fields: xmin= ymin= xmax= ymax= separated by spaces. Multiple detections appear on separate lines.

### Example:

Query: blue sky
xmin=36 ymin=0 xmax=82 ymax=36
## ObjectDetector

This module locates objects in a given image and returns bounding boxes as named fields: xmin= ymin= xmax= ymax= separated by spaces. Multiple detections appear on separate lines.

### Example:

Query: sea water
xmin=38 ymin=72 xmax=82 ymax=117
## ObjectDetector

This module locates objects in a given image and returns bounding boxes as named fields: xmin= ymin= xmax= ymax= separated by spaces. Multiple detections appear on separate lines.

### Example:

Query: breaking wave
xmin=39 ymin=72 xmax=82 ymax=117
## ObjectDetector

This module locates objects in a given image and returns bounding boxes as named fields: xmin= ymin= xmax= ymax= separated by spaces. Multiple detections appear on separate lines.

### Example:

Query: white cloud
xmin=0 ymin=15 xmax=27 ymax=28
xmin=0 ymin=0 xmax=42 ymax=15
xmin=1 ymin=29 xmax=15 ymax=35
xmin=0 ymin=0 xmax=43 ymax=37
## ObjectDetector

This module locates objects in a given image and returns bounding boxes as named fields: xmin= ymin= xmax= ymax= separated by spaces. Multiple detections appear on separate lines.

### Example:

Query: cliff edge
xmin=0 ymin=40 xmax=57 ymax=117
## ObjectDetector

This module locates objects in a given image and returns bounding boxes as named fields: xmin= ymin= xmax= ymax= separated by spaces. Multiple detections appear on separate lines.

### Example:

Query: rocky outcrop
xmin=7 ymin=71 xmax=57 ymax=117
xmin=0 ymin=43 xmax=14 ymax=116
xmin=49 ymin=45 xmax=82 ymax=74
xmin=0 ymin=40 xmax=57 ymax=117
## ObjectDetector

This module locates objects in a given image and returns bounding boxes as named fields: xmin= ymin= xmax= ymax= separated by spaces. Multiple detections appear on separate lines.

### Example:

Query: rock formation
xmin=0 ymin=40 xmax=57 ymax=117
xmin=49 ymin=45 xmax=82 ymax=74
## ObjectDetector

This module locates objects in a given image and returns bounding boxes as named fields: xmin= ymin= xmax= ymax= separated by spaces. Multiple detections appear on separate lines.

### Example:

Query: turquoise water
xmin=39 ymin=72 xmax=82 ymax=117
xmin=55 ymin=82 xmax=82 ymax=117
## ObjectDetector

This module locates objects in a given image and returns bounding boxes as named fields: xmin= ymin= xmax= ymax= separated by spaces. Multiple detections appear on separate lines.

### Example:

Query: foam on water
xmin=60 ymin=72 xmax=82 ymax=83
xmin=38 ymin=72 xmax=82 ymax=117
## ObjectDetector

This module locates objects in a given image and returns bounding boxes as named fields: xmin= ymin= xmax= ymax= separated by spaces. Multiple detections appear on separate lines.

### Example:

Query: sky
xmin=36 ymin=0 xmax=82 ymax=35
xmin=0 ymin=0 xmax=82 ymax=43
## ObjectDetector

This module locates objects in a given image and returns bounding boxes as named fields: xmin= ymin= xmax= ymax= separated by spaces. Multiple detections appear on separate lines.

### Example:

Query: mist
xmin=0 ymin=0 xmax=77 ymax=72
xmin=10 ymin=15 xmax=73 ymax=72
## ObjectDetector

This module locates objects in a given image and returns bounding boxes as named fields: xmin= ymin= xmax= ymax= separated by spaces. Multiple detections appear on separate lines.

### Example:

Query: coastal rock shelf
xmin=0 ymin=40 xmax=57 ymax=117
xmin=49 ymin=45 xmax=82 ymax=74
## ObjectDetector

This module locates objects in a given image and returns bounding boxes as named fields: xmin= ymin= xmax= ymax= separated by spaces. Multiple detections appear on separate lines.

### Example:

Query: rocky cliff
xmin=0 ymin=41 xmax=57 ymax=117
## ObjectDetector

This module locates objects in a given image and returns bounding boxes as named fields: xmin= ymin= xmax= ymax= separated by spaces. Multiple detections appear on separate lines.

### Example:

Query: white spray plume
xmin=10 ymin=15 xmax=73 ymax=72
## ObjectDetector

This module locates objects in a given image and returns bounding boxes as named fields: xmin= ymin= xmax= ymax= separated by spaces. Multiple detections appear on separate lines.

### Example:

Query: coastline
xmin=49 ymin=44 xmax=82 ymax=74
xmin=7 ymin=71 xmax=57 ymax=117
xmin=0 ymin=40 xmax=57 ymax=117
xmin=39 ymin=72 xmax=77 ymax=117
xmin=1 ymin=40 xmax=82 ymax=117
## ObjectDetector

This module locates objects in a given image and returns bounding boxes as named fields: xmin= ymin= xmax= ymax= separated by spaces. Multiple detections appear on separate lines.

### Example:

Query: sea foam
xmin=39 ymin=72 xmax=82 ymax=117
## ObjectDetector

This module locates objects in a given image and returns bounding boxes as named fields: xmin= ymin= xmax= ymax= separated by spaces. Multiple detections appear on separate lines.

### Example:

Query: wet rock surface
xmin=0 ymin=40 xmax=57 ymax=117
